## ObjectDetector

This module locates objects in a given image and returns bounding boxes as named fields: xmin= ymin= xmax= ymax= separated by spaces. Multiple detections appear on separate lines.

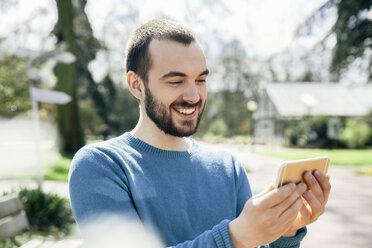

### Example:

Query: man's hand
xmin=283 ymin=170 xmax=331 ymax=236
xmin=229 ymin=183 xmax=307 ymax=248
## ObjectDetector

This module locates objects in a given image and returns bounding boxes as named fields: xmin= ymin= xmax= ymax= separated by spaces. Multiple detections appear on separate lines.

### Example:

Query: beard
xmin=144 ymin=85 xmax=205 ymax=137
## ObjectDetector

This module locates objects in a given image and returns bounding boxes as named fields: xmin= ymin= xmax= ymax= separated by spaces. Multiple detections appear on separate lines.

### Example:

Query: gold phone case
xmin=275 ymin=156 xmax=330 ymax=188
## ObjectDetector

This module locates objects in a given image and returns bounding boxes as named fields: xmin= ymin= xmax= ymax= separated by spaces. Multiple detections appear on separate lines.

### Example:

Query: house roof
xmin=264 ymin=83 xmax=372 ymax=117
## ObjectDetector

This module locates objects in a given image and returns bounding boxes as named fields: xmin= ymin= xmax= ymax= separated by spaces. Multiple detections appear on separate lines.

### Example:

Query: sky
xmin=91 ymin=0 xmax=333 ymax=84
xmin=6 ymin=0 xmax=364 ymax=84
xmin=86 ymin=0 xmax=330 ymax=57
xmin=0 ymin=0 xmax=329 ymax=57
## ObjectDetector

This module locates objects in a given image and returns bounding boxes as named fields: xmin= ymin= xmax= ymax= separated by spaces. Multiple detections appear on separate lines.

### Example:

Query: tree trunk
xmin=54 ymin=0 xmax=84 ymax=153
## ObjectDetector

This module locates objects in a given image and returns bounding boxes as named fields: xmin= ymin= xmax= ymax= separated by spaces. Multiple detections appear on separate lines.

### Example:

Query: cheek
xmin=149 ymin=86 xmax=178 ymax=108
xmin=199 ymin=86 xmax=207 ymax=101
xmin=167 ymin=96 xmax=183 ymax=110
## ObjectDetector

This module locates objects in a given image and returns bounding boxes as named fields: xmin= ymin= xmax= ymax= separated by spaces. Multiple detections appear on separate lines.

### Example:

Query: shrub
xmin=18 ymin=188 xmax=74 ymax=236
xmin=284 ymin=119 xmax=312 ymax=147
xmin=208 ymin=119 xmax=228 ymax=136
xmin=363 ymin=111 xmax=372 ymax=146
xmin=284 ymin=116 xmax=343 ymax=148
xmin=340 ymin=119 xmax=371 ymax=148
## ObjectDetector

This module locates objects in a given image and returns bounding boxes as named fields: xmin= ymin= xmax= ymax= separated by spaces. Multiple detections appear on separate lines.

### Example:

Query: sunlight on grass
xmin=196 ymin=134 xmax=251 ymax=144
xmin=355 ymin=168 xmax=372 ymax=175
xmin=44 ymin=153 xmax=72 ymax=182
xmin=44 ymin=139 xmax=102 ymax=182
xmin=259 ymin=149 xmax=372 ymax=166
xmin=87 ymin=139 xmax=103 ymax=144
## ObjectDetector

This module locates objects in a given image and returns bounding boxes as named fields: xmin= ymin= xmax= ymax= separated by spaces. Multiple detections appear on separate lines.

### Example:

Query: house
xmin=252 ymin=82 xmax=372 ymax=144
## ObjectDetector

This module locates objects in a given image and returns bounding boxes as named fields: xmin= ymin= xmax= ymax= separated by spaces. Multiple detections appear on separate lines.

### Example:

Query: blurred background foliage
xmin=0 ymin=0 xmax=371 ymax=154
xmin=284 ymin=112 xmax=372 ymax=149
xmin=18 ymin=188 xmax=74 ymax=235
xmin=1 ymin=188 xmax=74 ymax=247
xmin=297 ymin=0 xmax=372 ymax=81
xmin=0 ymin=55 xmax=30 ymax=117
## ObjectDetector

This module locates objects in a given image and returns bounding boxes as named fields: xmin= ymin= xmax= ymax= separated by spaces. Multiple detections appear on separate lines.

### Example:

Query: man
xmin=69 ymin=19 xmax=331 ymax=247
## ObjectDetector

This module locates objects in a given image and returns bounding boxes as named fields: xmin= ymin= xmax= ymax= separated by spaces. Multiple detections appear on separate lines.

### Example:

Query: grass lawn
xmin=43 ymin=140 xmax=104 ymax=182
xmin=43 ymin=143 xmax=372 ymax=181
xmin=259 ymin=148 xmax=372 ymax=166
xmin=44 ymin=153 xmax=73 ymax=182
xmin=44 ymin=140 xmax=104 ymax=182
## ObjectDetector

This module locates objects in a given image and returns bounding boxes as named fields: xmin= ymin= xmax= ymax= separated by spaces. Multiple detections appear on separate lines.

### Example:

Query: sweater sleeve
xmin=68 ymin=147 xmax=145 ymax=237
xmin=169 ymin=221 xmax=306 ymax=248
xmin=269 ymin=227 xmax=307 ymax=248
xmin=170 ymin=158 xmax=307 ymax=248
xmin=167 ymin=219 xmax=233 ymax=248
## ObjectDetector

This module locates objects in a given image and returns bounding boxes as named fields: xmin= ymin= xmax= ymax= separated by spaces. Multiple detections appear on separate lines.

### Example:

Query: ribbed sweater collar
xmin=120 ymin=132 xmax=197 ymax=159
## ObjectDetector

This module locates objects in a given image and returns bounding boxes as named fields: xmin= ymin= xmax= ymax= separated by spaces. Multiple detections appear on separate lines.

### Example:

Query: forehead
xmin=148 ymin=39 xmax=207 ymax=76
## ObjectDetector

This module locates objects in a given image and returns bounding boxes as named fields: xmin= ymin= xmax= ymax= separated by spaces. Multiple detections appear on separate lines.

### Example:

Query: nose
xmin=183 ymin=83 xmax=200 ymax=104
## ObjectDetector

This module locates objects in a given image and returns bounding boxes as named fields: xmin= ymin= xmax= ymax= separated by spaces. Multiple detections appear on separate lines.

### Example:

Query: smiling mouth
xmin=173 ymin=107 xmax=196 ymax=115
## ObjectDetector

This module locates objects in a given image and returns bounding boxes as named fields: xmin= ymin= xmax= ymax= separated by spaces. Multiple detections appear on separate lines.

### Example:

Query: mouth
xmin=172 ymin=106 xmax=197 ymax=118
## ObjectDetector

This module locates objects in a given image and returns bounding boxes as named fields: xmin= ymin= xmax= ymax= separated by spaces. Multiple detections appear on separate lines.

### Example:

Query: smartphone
xmin=274 ymin=156 xmax=330 ymax=188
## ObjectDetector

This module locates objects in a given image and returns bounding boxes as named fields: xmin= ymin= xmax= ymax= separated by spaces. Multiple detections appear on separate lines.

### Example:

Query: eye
xmin=196 ymin=79 xmax=206 ymax=83
xmin=168 ymin=81 xmax=182 ymax=85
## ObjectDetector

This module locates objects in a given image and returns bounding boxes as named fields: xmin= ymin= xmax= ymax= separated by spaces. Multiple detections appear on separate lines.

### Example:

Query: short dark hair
xmin=125 ymin=19 xmax=196 ymax=83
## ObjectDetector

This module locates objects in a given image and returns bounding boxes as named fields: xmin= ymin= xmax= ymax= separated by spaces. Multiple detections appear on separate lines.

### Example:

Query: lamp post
xmin=21 ymin=45 xmax=75 ymax=190
xmin=247 ymin=100 xmax=258 ymax=148
xmin=30 ymin=87 xmax=71 ymax=190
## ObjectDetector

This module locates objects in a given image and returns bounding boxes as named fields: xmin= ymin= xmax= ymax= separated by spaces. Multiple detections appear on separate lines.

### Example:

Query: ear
xmin=126 ymin=71 xmax=145 ymax=101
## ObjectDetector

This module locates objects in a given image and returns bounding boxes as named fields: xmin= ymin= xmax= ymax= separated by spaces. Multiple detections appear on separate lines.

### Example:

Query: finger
xmin=302 ymin=190 xmax=324 ymax=222
xmin=303 ymin=171 xmax=324 ymax=204
xmin=271 ymin=183 xmax=307 ymax=216
xmin=300 ymin=198 xmax=312 ymax=219
xmin=278 ymin=197 xmax=303 ymax=226
xmin=253 ymin=184 xmax=275 ymax=199
xmin=313 ymin=170 xmax=332 ymax=203
xmin=259 ymin=183 xmax=296 ymax=208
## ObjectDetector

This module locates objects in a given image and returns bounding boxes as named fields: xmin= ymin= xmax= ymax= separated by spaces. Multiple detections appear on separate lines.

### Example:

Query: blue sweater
xmin=69 ymin=132 xmax=306 ymax=247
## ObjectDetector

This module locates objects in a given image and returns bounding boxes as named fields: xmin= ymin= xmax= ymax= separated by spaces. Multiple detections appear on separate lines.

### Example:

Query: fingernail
xmin=305 ymin=171 xmax=312 ymax=179
xmin=302 ymin=191 xmax=310 ymax=197
xmin=299 ymin=183 xmax=307 ymax=191
xmin=314 ymin=170 xmax=321 ymax=176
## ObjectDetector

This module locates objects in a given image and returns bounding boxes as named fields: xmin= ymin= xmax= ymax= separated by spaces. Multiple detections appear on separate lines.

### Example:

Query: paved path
xmin=206 ymin=143 xmax=372 ymax=248
xmin=1 ymin=143 xmax=372 ymax=247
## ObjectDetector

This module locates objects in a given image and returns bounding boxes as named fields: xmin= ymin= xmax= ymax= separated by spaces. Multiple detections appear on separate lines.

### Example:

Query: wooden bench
xmin=0 ymin=194 xmax=84 ymax=248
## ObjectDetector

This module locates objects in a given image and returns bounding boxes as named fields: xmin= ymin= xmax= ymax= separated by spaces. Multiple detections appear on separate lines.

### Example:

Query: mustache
xmin=171 ymin=100 xmax=202 ymax=108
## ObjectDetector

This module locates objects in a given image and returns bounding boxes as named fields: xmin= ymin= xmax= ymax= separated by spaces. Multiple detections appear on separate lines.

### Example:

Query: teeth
xmin=175 ymin=107 xmax=196 ymax=115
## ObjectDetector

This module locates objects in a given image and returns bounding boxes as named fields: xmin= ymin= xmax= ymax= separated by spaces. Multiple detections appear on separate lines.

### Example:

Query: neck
xmin=130 ymin=114 xmax=191 ymax=151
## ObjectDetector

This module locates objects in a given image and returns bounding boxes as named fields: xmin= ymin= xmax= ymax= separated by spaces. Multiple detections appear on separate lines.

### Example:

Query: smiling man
xmin=69 ymin=19 xmax=331 ymax=248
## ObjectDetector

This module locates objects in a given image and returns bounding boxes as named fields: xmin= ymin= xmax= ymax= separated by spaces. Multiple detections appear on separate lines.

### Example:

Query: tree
xmin=212 ymin=90 xmax=251 ymax=136
xmin=53 ymin=0 xmax=84 ymax=153
xmin=298 ymin=0 xmax=372 ymax=81
xmin=0 ymin=55 xmax=30 ymax=117
xmin=217 ymin=39 xmax=261 ymax=98
xmin=200 ymin=40 xmax=260 ymax=137
xmin=107 ymin=83 xmax=139 ymax=135
xmin=72 ymin=0 xmax=109 ymax=137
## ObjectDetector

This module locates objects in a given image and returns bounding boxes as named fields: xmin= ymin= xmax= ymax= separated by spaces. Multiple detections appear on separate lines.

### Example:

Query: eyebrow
xmin=160 ymin=69 xmax=209 ymax=80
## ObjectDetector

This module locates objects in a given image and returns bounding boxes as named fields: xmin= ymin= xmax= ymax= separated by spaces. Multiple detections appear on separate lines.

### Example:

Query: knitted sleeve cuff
xmin=211 ymin=220 xmax=306 ymax=248
xmin=211 ymin=219 xmax=234 ymax=248
xmin=271 ymin=227 xmax=307 ymax=248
